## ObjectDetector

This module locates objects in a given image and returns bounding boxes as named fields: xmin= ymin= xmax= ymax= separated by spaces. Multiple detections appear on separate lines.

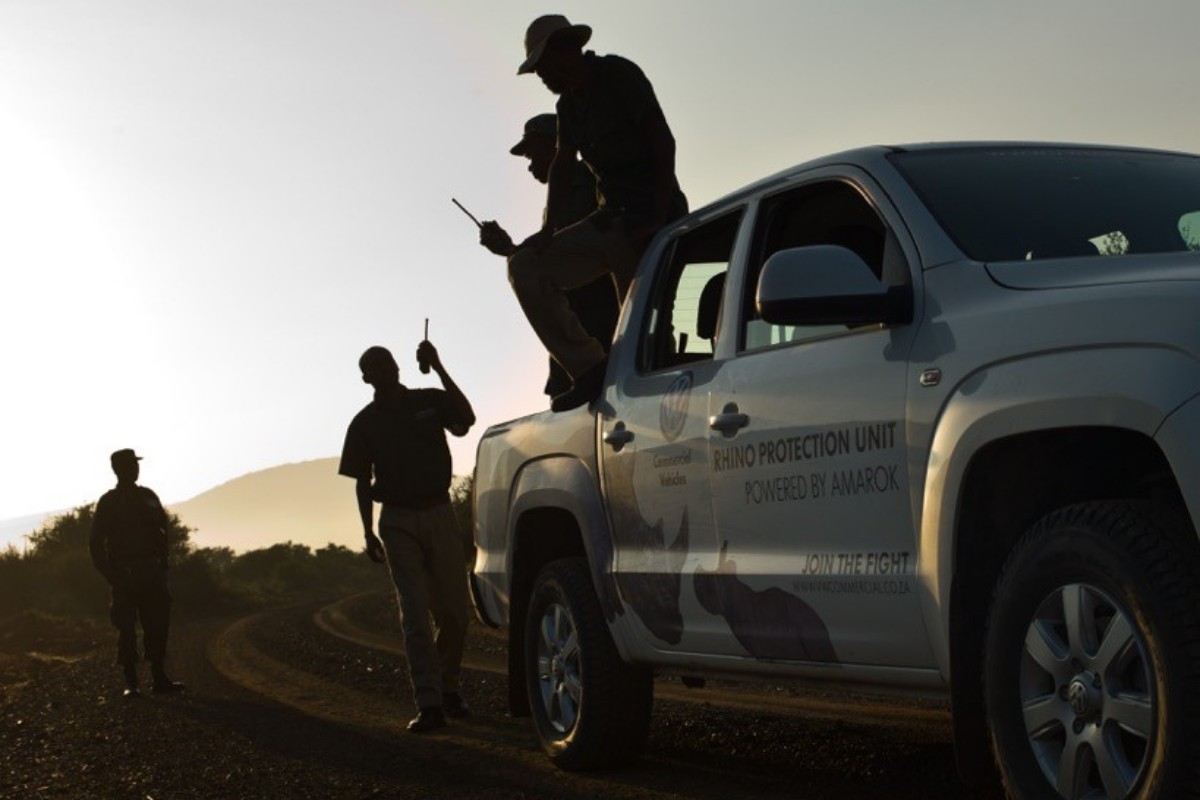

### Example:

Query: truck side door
xmin=599 ymin=209 xmax=746 ymax=653
xmin=704 ymin=173 xmax=935 ymax=668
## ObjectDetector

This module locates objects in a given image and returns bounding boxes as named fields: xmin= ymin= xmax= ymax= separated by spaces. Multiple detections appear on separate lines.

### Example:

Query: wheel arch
xmin=915 ymin=349 xmax=1200 ymax=783
xmin=943 ymin=425 xmax=1185 ymax=783
xmin=503 ymin=456 xmax=620 ymax=716
xmin=918 ymin=347 xmax=1200 ymax=678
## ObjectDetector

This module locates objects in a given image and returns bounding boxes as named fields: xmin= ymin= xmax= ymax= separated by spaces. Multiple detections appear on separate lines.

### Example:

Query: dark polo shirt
xmin=338 ymin=386 xmax=463 ymax=509
xmin=90 ymin=485 xmax=169 ymax=574
xmin=556 ymin=52 xmax=687 ymax=227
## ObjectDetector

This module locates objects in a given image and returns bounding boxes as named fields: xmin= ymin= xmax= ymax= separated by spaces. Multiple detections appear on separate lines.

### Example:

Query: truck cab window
xmin=639 ymin=210 xmax=743 ymax=372
xmin=742 ymin=180 xmax=892 ymax=351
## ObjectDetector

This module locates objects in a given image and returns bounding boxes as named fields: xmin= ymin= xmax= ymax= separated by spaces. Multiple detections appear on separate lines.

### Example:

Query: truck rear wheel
xmin=524 ymin=557 xmax=652 ymax=770
xmin=984 ymin=502 xmax=1200 ymax=799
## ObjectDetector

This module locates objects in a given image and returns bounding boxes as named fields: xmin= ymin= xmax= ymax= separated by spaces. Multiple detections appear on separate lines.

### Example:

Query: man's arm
xmin=613 ymin=57 xmax=679 ymax=242
xmin=340 ymin=419 xmax=386 ymax=564
xmin=146 ymin=489 xmax=171 ymax=564
xmin=355 ymin=477 xmax=386 ymax=563
xmin=88 ymin=500 xmax=111 ymax=583
xmin=417 ymin=341 xmax=475 ymax=436
xmin=542 ymin=142 xmax=581 ymax=237
xmin=646 ymin=110 xmax=677 ymax=236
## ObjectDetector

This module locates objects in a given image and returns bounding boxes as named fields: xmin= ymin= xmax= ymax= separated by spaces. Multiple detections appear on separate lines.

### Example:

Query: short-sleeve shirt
xmin=90 ymin=485 xmax=169 ymax=570
xmin=556 ymin=52 xmax=687 ymax=227
xmin=338 ymin=387 xmax=460 ymax=508
xmin=560 ymin=159 xmax=600 ymax=231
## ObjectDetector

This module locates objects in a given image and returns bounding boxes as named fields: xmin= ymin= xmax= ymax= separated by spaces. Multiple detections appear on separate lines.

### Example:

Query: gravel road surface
xmin=0 ymin=594 xmax=1002 ymax=799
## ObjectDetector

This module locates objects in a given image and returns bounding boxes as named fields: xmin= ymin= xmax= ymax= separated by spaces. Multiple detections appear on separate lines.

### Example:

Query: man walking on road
xmin=338 ymin=340 xmax=476 ymax=733
xmin=479 ymin=112 xmax=619 ymax=400
xmin=90 ymin=448 xmax=184 ymax=698
xmin=508 ymin=14 xmax=688 ymax=412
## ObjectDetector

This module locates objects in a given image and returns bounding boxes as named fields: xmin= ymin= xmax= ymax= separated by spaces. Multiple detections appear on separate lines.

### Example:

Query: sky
xmin=2 ymin=0 xmax=1199 ymax=526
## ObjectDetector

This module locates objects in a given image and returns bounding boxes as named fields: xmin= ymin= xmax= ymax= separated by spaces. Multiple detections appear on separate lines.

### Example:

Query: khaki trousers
xmin=508 ymin=208 xmax=642 ymax=379
xmin=379 ymin=503 xmax=470 ymax=710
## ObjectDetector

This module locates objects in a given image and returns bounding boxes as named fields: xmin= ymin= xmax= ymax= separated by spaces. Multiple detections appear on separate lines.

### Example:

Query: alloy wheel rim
xmin=536 ymin=601 xmax=582 ymax=734
xmin=1020 ymin=583 xmax=1154 ymax=799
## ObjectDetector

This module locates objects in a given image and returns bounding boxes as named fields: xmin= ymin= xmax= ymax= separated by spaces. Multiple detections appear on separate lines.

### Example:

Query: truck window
xmin=890 ymin=147 xmax=1200 ymax=262
xmin=639 ymin=210 xmax=743 ymax=373
xmin=741 ymin=180 xmax=890 ymax=352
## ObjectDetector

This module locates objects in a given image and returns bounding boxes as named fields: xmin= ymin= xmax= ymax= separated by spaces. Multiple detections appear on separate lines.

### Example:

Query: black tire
xmin=524 ymin=557 xmax=653 ymax=770
xmin=984 ymin=502 xmax=1200 ymax=799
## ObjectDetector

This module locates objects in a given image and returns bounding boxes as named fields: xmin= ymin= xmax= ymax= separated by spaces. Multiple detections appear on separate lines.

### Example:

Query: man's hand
xmin=364 ymin=533 xmax=386 ymax=564
xmin=479 ymin=221 xmax=515 ymax=257
xmin=416 ymin=340 xmax=443 ymax=374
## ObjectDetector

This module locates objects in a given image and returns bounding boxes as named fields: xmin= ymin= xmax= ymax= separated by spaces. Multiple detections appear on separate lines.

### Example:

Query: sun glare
xmin=0 ymin=121 xmax=143 ymax=516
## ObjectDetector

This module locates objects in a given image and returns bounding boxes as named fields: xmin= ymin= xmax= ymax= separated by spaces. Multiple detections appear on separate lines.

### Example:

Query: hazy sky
xmin=2 ymin=0 xmax=1198 ymax=523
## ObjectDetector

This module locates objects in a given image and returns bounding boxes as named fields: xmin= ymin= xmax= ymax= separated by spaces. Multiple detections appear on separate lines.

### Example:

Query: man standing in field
xmin=479 ymin=112 xmax=619 ymax=400
xmin=507 ymin=14 xmax=687 ymax=411
xmin=338 ymin=340 xmax=476 ymax=732
xmin=89 ymin=448 xmax=184 ymax=697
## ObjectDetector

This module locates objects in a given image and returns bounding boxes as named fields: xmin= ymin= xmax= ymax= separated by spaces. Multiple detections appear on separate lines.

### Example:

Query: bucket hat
xmin=518 ymin=14 xmax=591 ymax=75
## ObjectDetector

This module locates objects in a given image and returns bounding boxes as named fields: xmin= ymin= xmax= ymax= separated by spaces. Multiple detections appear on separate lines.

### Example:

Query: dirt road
xmin=1 ymin=593 xmax=1000 ymax=799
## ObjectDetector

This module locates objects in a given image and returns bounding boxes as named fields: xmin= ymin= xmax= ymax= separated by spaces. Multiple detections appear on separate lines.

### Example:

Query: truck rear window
xmin=890 ymin=147 xmax=1200 ymax=262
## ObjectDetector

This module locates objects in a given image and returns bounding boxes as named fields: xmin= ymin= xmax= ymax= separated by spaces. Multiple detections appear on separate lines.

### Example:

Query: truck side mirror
xmin=755 ymin=245 xmax=913 ymax=326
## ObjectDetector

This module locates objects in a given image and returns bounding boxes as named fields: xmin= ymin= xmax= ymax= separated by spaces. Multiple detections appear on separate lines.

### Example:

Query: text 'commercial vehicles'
xmin=472 ymin=143 xmax=1200 ymax=799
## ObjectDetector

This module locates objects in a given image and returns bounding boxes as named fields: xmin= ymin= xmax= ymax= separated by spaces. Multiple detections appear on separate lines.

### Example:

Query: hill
xmin=170 ymin=457 xmax=361 ymax=552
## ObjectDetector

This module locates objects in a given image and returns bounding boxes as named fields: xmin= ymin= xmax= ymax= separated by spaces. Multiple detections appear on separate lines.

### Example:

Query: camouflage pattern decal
xmin=659 ymin=372 xmax=692 ymax=442
xmin=604 ymin=448 xmax=689 ymax=644
xmin=694 ymin=542 xmax=838 ymax=662
xmin=588 ymin=515 xmax=624 ymax=625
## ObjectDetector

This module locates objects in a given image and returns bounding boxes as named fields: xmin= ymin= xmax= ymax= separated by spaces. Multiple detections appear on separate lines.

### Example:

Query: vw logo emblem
xmin=1067 ymin=680 xmax=1091 ymax=716
xmin=660 ymin=373 xmax=692 ymax=442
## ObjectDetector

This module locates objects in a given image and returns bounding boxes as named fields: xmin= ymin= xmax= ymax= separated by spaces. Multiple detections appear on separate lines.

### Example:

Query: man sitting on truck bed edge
xmin=508 ymin=14 xmax=688 ymax=412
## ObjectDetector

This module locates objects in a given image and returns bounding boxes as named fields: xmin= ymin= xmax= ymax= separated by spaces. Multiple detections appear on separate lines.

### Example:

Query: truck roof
xmin=689 ymin=141 xmax=1199 ymax=220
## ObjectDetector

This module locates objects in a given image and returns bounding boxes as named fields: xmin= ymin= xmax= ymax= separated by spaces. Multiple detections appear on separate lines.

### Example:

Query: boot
xmin=406 ymin=706 xmax=446 ymax=733
xmin=550 ymin=358 xmax=607 ymax=412
xmin=122 ymin=664 xmax=140 ymax=698
xmin=443 ymin=692 xmax=471 ymax=719
xmin=151 ymin=662 xmax=185 ymax=694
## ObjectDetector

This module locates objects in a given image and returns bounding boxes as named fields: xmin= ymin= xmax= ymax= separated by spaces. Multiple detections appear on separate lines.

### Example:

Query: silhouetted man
xmin=479 ymin=112 xmax=619 ymax=399
xmin=338 ymin=341 xmax=476 ymax=733
xmin=89 ymin=449 xmax=183 ymax=697
xmin=509 ymin=14 xmax=687 ymax=412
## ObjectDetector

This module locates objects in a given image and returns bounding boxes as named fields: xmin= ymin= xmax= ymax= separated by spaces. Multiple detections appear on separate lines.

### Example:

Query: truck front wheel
xmin=984 ymin=502 xmax=1200 ymax=799
xmin=524 ymin=557 xmax=652 ymax=770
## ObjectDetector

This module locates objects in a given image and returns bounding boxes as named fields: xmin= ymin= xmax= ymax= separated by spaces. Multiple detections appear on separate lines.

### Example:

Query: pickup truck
xmin=471 ymin=142 xmax=1200 ymax=800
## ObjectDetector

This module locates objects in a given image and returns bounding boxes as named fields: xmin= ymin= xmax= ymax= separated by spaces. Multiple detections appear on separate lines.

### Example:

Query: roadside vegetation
xmin=0 ymin=476 xmax=473 ymax=623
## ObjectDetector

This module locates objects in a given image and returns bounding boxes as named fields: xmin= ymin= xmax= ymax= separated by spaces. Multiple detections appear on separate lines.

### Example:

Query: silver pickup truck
xmin=471 ymin=142 xmax=1200 ymax=800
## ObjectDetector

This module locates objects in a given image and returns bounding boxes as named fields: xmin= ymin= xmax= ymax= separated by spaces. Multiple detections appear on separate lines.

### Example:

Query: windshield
xmin=890 ymin=147 xmax=1200 ymax=262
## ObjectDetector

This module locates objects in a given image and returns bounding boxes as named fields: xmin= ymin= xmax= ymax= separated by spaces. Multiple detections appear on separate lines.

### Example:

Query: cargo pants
xmin=507 ymin=207 xmax=642 ymax=379
xmin=379 ymin=502 xmax=471 ymax=710
xmin=109 ymin=559 xmax=171 ymax=667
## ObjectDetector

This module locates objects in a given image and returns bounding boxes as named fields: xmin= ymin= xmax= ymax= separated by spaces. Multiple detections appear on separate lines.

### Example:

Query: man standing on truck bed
xmin=338 ymin=340 xmax=476 ymax=733
xmin=479 ymin=112 xmax=619 ymax=401
xmin=508 ymin=14 xmax=687 ymax=412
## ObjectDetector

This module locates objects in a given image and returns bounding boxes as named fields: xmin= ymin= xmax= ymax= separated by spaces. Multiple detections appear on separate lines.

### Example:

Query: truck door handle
xmin=604 ymin=421 xmax=633 ymax=451
xmin=709 ymin=403 xmax=749 ymax=436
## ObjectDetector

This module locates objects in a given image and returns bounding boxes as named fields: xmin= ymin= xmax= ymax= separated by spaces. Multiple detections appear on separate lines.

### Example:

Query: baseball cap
xmin=110 ymin=448 xmax=143 ymax=467
xmin=510 ymin=113 xmax=558 ymax=155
